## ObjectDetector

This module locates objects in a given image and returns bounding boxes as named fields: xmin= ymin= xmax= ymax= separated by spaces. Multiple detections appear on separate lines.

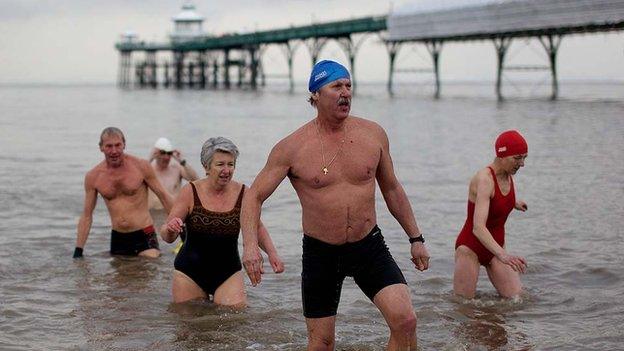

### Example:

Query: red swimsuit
xmin=455 ymin=167 xmax=515 ymax=266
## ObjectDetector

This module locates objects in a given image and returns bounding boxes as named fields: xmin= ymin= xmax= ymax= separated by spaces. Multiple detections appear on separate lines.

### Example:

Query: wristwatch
xmin=409 ymin=234 xmax=425 ymax=244
xmin=180 ymin=159 xmax=187 ymax=166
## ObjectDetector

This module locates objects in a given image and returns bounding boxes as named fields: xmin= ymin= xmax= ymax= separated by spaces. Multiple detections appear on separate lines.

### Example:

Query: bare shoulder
xmin=178 ymin=182 xmax=194 ymax=196
xmin=352 ymin=116 xmax=383 ymax=130
xmin=473 ymin=167 xmax=494 ymax=189
xmin=270 ymin=121 xmax=314 ymax=162
xmin=350 ymin=116 xmax=386 ymax=141
xmin=229 ymin=180 xmax=244 ymax=191
xmin=126 ymin=154 xmax=152 ymax=173
xmin=84 ymin=163 xmax=103 ymax=185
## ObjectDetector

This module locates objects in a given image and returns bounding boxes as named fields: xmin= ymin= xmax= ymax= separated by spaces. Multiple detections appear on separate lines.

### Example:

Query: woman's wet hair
xmin=99 ymin=127 xmax=125 ymax=146
xmin=200 ymin=137 xmax=239 ymax=169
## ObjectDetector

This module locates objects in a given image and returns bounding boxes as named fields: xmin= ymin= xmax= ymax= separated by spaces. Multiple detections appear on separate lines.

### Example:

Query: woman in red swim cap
xmin=454 ymin=130 xmax=529 ymax=298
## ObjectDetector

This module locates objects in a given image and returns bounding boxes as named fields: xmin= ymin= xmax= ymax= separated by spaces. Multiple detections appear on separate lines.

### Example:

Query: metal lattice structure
xmin=386 ymin=0 xmax=624 ymax=99
xmin=115 ymin=16 xmax=386 ymax=91
xmin=116 ymin=0 xmax=624 ymax=99
xmin=388 ymin=0 xmax=624 ymax=41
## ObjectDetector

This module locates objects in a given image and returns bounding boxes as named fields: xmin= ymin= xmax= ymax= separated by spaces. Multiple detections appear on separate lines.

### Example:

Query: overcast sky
xmin=0 ymin=0 xmax=622 ymax=84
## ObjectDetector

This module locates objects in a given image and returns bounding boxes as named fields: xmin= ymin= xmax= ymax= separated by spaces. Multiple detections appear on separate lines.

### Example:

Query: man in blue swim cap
xmin=242 ymin=59 xmax=429 ymax=350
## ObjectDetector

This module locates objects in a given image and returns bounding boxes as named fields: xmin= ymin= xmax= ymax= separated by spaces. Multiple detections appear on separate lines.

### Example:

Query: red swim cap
xmin=495 ymin=130 xmax=528 ymax=157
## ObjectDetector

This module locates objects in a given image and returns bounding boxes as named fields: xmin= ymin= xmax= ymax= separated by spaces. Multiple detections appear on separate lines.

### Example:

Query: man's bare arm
xmin=142 ymin=159 xmax=174 ymax=212
xmin=180 ymin=164 xmax=199 ymax=182
xmin=74 ymin=172 xmax=97 ymax=257
xmin=375 ymin=126 xmax=421 ymax=237
xmin=179 ymin=159 xmax=199 ymax=182
xmin=256 ymin=220 xmax=285 ymax=273
xmin=241 ymin=141 xmax=291 ymax=285
xmin=375 ymin=125 xmax=429 ymax=271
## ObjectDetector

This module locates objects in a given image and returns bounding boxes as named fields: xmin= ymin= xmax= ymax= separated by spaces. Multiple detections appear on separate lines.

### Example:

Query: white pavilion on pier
xmin=169 ymin=2 xmax=207 ymax=43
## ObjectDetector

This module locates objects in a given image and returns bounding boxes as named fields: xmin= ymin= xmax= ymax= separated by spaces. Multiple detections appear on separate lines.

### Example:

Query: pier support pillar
xmin=538 ymin=34 xmax=563 ymax=100
xmin=425 ymin=41 xmax=443 ymax=99
xmin=305 ymin=38 xmax=329 ymax=66
xmin=199 ymin=53 xmax=207 ymax=89
xmin=117 ymin=51 xmax=132 ymax=87
xmin=146 ymin=51 xmax=157 ymax=88
xmin=281 ymin=41 xmax=299 ymax=92
xmin=174 ymin=51 xmax=185 ymax=89
xmin=493 ymin=37 xmax=512 ymax=101
xmin=237 ymin=53 xmax=244 ymax=88
xmin=248 ymin=46 xmax=260 ymax=89
xmin=212 ymin=59 xmax=219 ymax=88
xmin=384 ymin=41 xmax=402 ymax=96
xmin=223 ymin=49 xmax=231 ymax=89
xmin=257 ymin=45 xmax=268 ymax=88
xmin=337 ymin=34 xmax=367 ymax=94
xmin=164 ymin=63 xmax=170 ymax=88
xmin=136 ymin=63 xmax=146 ymax=87
xmin=188 ymin=62 xmax=195 ymax=88
xmin=259 ymin=60 xmax=266 ymax=87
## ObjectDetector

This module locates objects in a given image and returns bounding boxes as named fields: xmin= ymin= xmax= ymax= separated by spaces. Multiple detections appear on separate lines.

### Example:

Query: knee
xmin=498 ymin=284 xmax=523 ymax=299
xmin=389 ymin=311 xmax=417 ymax=335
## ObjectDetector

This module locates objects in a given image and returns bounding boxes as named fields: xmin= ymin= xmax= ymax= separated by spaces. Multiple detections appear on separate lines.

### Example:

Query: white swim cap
xmin=154 ymin=137 xmax=173 ymax=152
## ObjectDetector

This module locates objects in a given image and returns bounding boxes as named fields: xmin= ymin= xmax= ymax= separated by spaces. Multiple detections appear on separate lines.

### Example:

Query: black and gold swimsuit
xmin=174 ymin=182 xmax=244 ymax=295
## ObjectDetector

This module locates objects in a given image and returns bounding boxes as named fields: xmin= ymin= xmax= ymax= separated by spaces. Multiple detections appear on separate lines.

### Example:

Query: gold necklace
xmin=314 ymin=120 xmax=347 ymax=175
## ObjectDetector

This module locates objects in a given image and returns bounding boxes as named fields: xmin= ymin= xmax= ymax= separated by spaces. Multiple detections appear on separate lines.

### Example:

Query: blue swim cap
xmin=308 ymin=60 xmax=351 ymax=93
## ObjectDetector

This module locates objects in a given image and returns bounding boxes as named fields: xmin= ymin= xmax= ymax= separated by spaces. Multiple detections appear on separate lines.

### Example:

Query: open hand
xmin=243 ymin=245 xmax=264 ymax=286
xmin=498 ymin=253 xmax=527 ymax=273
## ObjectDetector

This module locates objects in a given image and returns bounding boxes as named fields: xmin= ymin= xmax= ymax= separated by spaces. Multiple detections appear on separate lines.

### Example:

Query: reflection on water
xmin=0 ymin=83 xmax=623 ymax=350
xmin=450 ymin=294 xmax=533 ymax=351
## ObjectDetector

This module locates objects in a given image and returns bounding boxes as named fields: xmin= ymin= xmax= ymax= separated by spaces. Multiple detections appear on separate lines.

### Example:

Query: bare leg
xmin=172 ymin=270 xmax=207 ymax=303
xmin=305 ymin=316 xmax=336 ymax=351
xmin=138 ymin=248 xmax=160 ymax=258
xmin=453 ymin=245 xmax=481 ymax=298
xmin=373 ymin=284 xmax=417 ymax=350
xmin=213 ymin=271 xmax=247 ymax=308
xmin=486 ymin=257 xmax=522 ymax=298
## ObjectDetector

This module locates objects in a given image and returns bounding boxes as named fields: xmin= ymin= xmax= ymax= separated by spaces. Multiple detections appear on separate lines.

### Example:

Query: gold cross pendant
xmin=323 ymin=167 xmax=329 ymax=175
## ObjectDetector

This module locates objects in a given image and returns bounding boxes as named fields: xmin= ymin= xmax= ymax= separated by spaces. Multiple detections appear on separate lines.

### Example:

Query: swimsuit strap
xmin=190 ymin=182 xmax=202 ymax=207
xmin=487 ymin=166 xmax=501 ymax=196
xmin=235 ymin=185 xmax=246 ymax=208
xmin=509 ymin=172 xmax=515 ymax=196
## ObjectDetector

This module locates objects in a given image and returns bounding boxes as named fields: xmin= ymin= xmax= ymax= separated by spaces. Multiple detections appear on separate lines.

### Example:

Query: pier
xmin=116 ymin=1 xmax=624 ymax=100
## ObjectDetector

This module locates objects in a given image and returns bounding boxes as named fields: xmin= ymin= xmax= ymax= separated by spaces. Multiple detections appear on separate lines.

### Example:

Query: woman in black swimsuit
xmin=161 ymin=137 xmax=284 ymax=305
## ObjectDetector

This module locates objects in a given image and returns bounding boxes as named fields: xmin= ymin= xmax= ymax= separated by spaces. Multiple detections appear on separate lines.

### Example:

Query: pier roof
xmin=388 ymin=0 xmax=624 ymax=41
xmin=172 ymin=3 xmax=205 ymax=22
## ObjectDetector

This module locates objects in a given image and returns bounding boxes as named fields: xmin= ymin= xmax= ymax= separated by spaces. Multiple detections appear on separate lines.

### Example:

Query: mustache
xmin=338 ymin=97 xmax=350 ymax=106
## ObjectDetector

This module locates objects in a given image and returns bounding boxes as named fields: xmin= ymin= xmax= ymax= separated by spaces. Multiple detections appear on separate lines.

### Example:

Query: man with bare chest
xmin=148 ymin=137 xmax=198 ymax=210
xmin=73 ymin=127 xmax=173 ymax=258
xmin=241 ymin=60 xmax=430 ymax=350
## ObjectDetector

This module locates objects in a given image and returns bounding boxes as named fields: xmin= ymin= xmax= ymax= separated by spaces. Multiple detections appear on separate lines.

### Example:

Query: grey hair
xmin=99 ymin=127 xmax=125 ymax=146
xmin=200 ymin=137 xmax=239 ymax=169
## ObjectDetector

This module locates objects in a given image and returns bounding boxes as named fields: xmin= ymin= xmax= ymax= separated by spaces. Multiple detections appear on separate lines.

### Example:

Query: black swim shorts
xmin=301 ymin=225 xmax=407 ymax=318
xmin=110 ymin=225 xmax=160 ymax=256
